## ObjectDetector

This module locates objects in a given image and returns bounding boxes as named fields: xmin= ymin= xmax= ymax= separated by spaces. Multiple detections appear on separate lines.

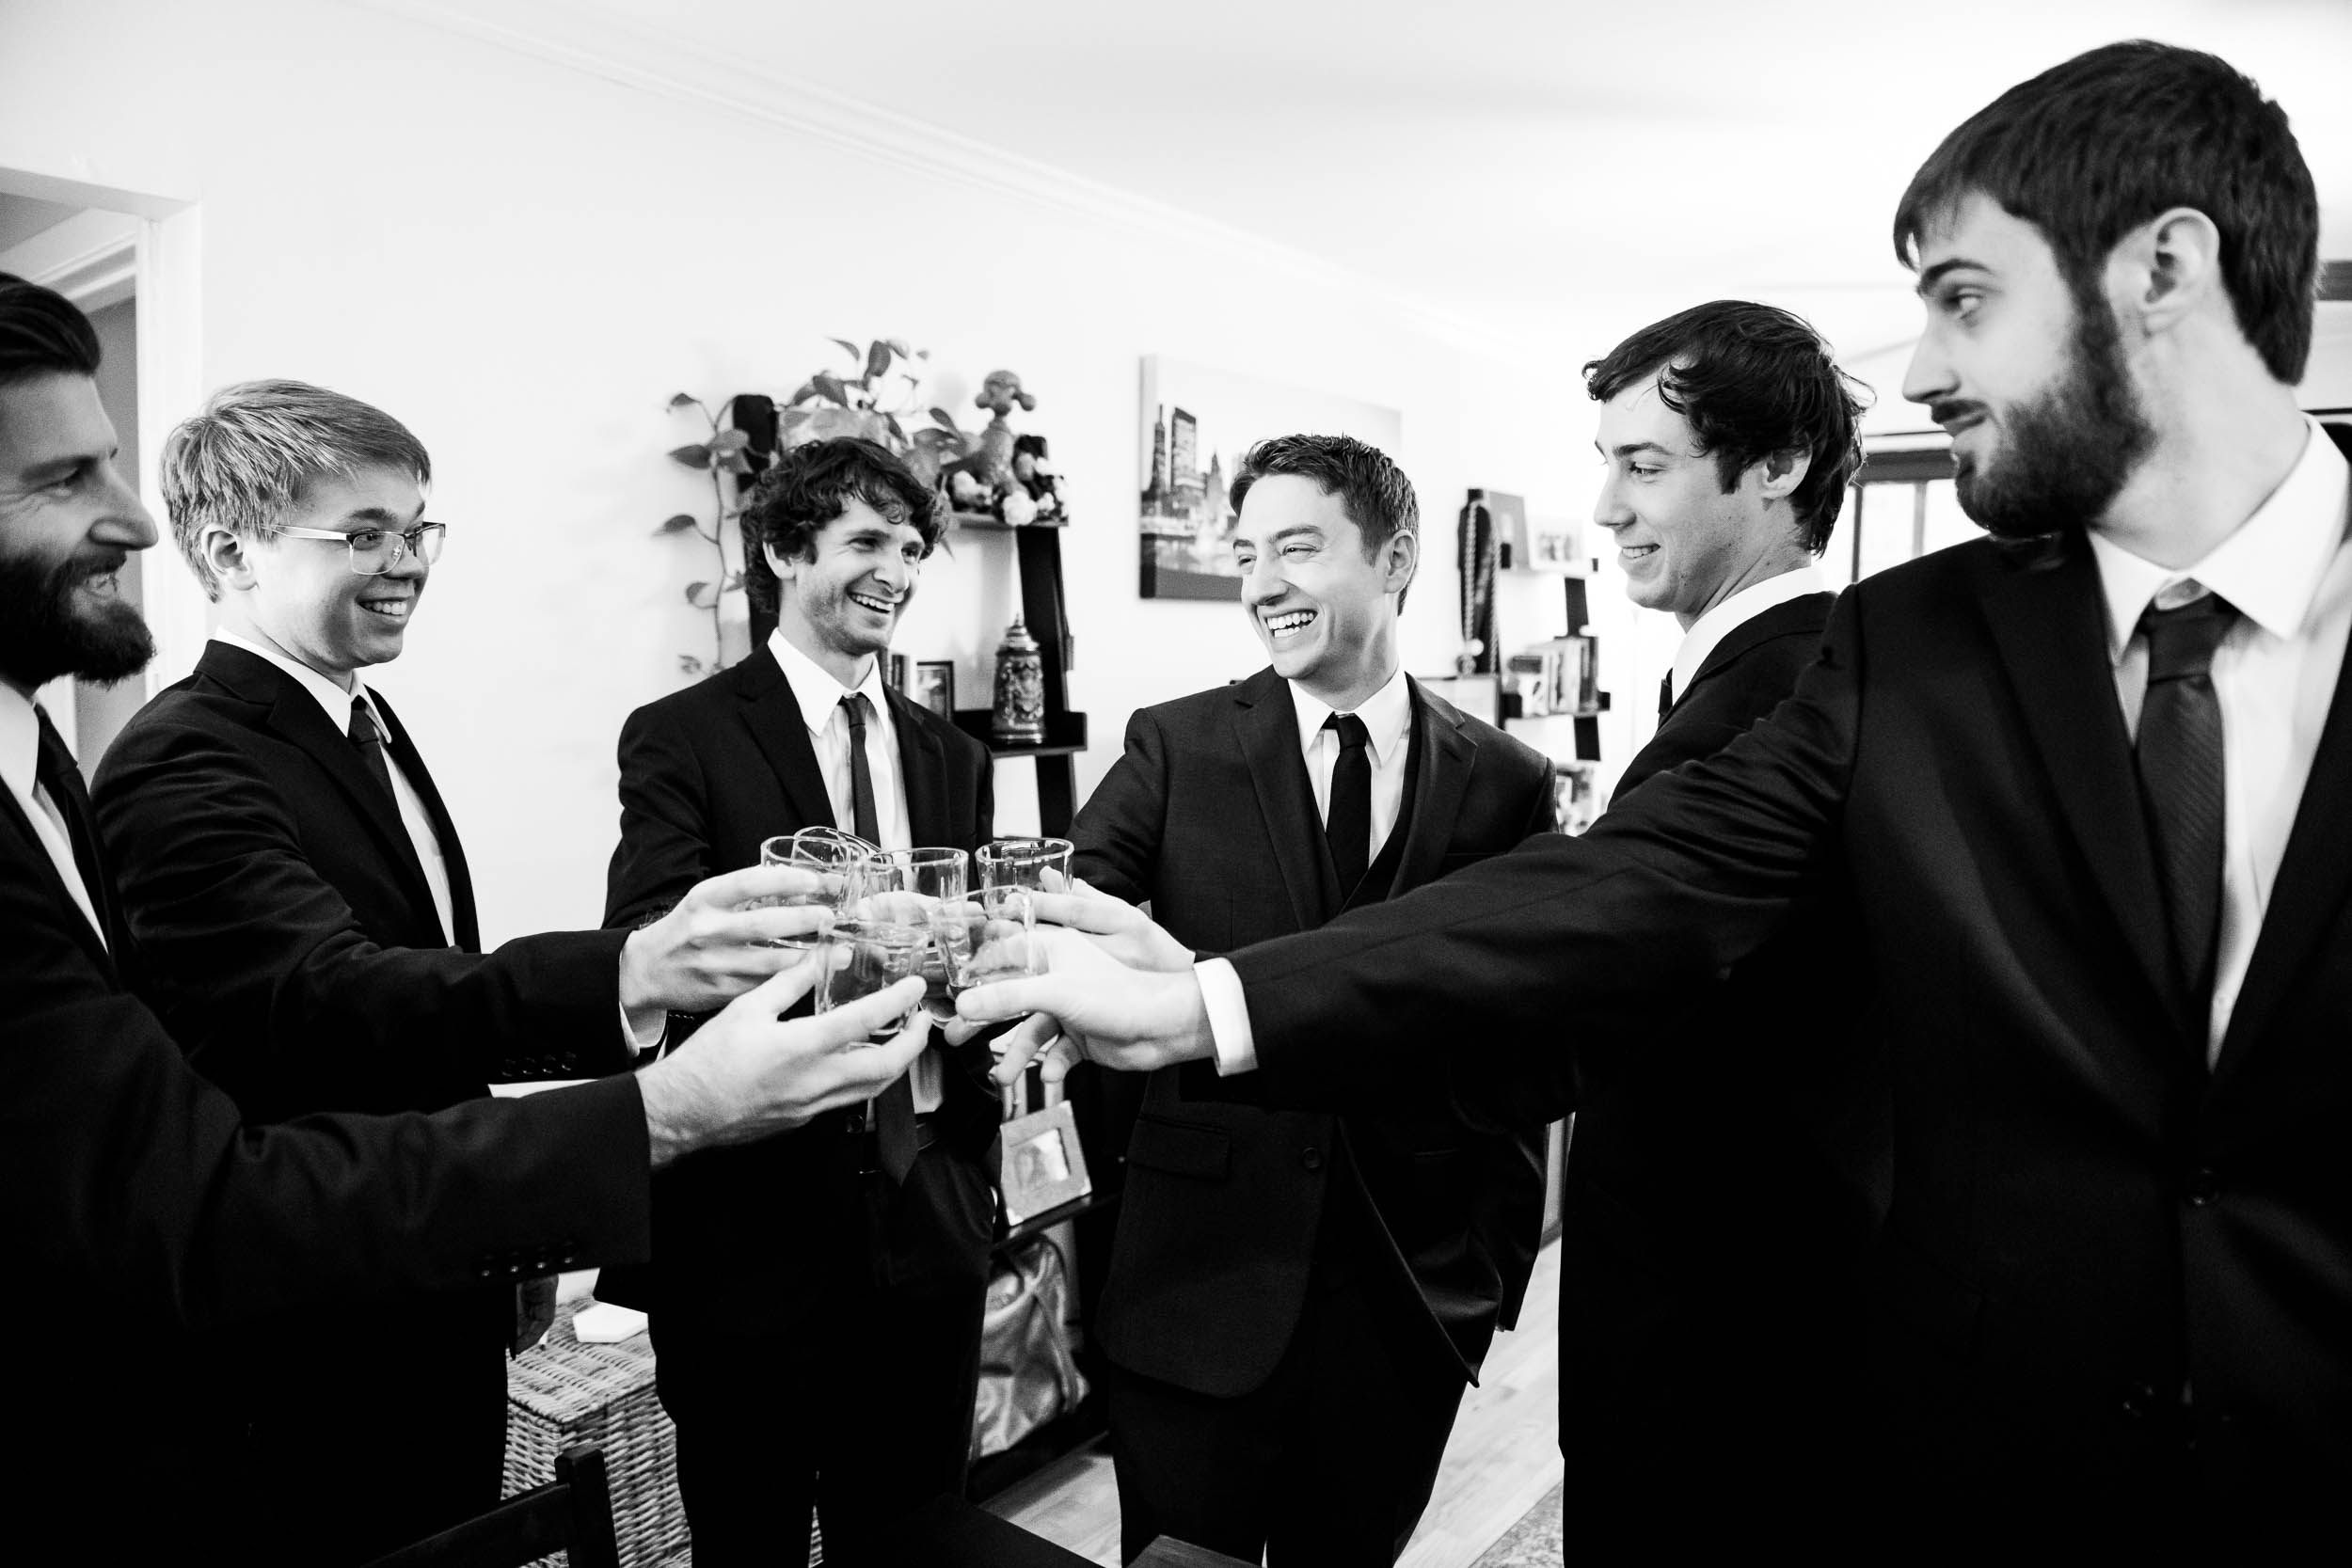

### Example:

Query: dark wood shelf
xmin=992 ymin=1187 xmax=1120 ymax=1256
xmin=953 ymin=708 xmax=1088 ymax=758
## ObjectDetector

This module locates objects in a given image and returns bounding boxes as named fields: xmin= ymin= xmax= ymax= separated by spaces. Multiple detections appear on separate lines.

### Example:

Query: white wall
xmin=6 ymin=0 xmax=1677 ymax=936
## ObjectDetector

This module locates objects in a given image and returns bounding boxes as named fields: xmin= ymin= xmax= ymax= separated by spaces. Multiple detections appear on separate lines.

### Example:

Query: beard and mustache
xmin=0 ymin=542 xmax=155 ymax=690
xmin=1937 ymin=287 xmax=2157 ymax=543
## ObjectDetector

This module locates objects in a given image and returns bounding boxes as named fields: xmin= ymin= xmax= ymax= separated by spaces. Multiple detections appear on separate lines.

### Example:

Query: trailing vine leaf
xmin=787 ymin=380 xmax=817 ymax=406
xmin=887 ymin=339 xmax=913 ymax=357
xmin=812 ymin=372 xmax=850 ymax=406
xmin=655 ymin=513 xmax=699 ymax=535
xmin=720 ymin=450 xmax=755 ymax=476
xmin=866 ymin=341 xmax=893 ymax=380
xmin=668 ymin=442 xmax=713 ymax=468
xmin=686 ymin=579 xmax=718 ymax=610
xmin=828 ymin=337 xmax=862 ymax=363
xmin=668 ymin=391 xmax=700 ymax=411
xmin=883 ymin=413 xmax=906 ymax=444
xmin=721 ymin=570 xmax=742 ymax=590
xmin=679 ymin=654 xmax=706 ymax=676
xmin=709 ymin=428 xmax=751 ymax=452
xmin=930 ymin=407 xmax=959 ymax=431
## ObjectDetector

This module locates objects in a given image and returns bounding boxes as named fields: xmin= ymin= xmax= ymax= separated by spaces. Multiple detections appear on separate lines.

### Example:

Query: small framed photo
xmin=914 ymin=659 xmax=956 ymax=720
xmin=1000 ymin=1101 xmax=1091 ymax=1224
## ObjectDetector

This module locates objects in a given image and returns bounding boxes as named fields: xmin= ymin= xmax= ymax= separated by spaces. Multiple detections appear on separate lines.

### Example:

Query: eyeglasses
xmin=276 ymin=522 xmax=447 ymax=575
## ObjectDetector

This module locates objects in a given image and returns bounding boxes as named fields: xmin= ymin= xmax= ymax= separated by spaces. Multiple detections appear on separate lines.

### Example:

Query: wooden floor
xmin=989 ymin=1240 xmax=1565 ymax=1567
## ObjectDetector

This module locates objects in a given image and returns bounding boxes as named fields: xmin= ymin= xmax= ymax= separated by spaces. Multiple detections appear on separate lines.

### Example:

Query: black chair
xmin=360 ymin=1445 xmax=620 ymax=1568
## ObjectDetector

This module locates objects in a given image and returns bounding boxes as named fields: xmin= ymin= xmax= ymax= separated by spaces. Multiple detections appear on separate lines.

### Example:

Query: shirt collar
xmin=0 ymin=682 xmax=42 ymax=811
xmin=214 ymin=628 xmax=373 ymax=730
xmin=1671 ymin=564 xmax=1827 ymax=703
xmin=2088 ymin=415 xmax=2351 ymax=663
xmin=1289 ymin=664 xmax=1412 ymax=765
xmin=768 ymin=627 xmax=891 ymax=736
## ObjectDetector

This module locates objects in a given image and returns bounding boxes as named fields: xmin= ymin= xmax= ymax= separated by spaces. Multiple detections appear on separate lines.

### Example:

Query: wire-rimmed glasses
xmin=276 ymin=521 xmax=447 ymax=575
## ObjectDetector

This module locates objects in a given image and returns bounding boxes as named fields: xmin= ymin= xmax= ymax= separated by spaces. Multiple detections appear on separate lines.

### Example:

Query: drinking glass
xmin=815 ymin=917 xmax=925 ymax=1041
xmin=755 ymin=831 xmax=866 ymax=950
xmin=854 ymin=847 xmax=972 ymax=1023
xmin=976 ymin=836 xmax=1074 ymax=895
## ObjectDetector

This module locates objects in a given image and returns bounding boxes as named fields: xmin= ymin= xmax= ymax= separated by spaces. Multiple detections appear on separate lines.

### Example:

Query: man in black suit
xmin=1558 ymin=301 xmax=1878 ymax=1537
xmin=968 ymin=43 xmax=2352 ymax=1537
xmin=0 ymin=272 xmax=928 ymax=1560
xmin=1070 ymin=435 xmax=1554 ymax=1563
xmin=88 ymin=379 xmax=835 ymax=1562
xmin=604 ymin=437 xmax=999 ymax=1567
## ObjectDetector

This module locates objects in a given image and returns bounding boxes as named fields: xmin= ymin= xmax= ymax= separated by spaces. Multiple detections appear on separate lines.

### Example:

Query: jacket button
xmin=2187 ymin=1169 xmax=2222 ymax=1206
xmin=1301 ymin=1147 xmax=1325 ymax=1172
xmin=2121 ymin=1384 xmax=2157 ymax=1419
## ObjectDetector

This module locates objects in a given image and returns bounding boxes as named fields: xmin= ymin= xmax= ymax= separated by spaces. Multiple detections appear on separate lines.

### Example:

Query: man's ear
xmin=2108 ymin=205 xmax=2224 ymax=341
xmin=764 ymin=541 xmax=800 ymax=583
xmin=202 ymin=526 xmax=259 ymax=592
xmin=1756 ymin=449 xmax=1813 ymax=504
xmin=1383 ymin=528 xmax=1420 ymax=595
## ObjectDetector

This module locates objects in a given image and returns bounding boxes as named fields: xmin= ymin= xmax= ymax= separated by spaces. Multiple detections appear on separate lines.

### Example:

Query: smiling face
xmin=1592 ymin=375 xmax=1805 ymax=629
xmin=0 ymin=372 xmax=158 ymax=696
xmin=215 ymin=465 xmax=428 ymax=687
xmin=1232 ymin=473 xmax=1411 ymax=711
xmin=1901 ymin=193 xmax=2155 ymax=539
xmin=770 ymin=495 xmax=925 ymax=688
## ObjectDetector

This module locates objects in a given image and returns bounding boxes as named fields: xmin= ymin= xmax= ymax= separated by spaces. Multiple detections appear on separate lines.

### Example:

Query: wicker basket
xmin=504 ymin=1296 xmax=690 ymax=1568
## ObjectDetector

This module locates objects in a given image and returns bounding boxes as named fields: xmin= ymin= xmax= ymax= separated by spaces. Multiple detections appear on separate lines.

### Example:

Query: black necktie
xmin=1324 ymin=712 xmax=1372 ymax=895
xmin=2135 ymin=590 xmax=2236 ymax=1030
xmin=33 ymin=706 xmax=117 ymax=946
xmin=840 ymin=693 xmax=882 ymax=845
xmin=348 ymin=694 xmax=397 ymax=802
xmin=1658 ymin=673 xmax=1676 ymax=721
xmin=842 ymin=692 xmax=914 ymax=1180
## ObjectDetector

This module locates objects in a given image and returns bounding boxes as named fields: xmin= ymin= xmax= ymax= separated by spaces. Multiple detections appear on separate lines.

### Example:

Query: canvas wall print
xmin=1137 ymin=356 xmax=1405 ymax=600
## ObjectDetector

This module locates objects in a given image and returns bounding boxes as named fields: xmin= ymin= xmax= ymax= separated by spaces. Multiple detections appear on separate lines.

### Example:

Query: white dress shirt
xmin=1203 ymin=421 xmax=2352 ymax=1077
xmin=1667 ymin=564 xmax=1828 ymax=707
xmin=2087 ymin=416 xmax=2351 ymax=1062
xmin=215 ymin=630 xmax=456 ymax=944
xmin=1196 ymin=666 xmax=1413 ymax=1075
xmin=1288 ymin=665 xmax=1414 ymax=869
xmin=0 ymin=684 xmax=105 ymax=945
xmin=767 ymin=628 xmax=940 ymax=1109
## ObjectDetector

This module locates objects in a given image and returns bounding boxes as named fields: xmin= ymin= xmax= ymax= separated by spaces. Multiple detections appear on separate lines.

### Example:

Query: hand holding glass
xmin=753 ymin=830 xmax=867 ymax=949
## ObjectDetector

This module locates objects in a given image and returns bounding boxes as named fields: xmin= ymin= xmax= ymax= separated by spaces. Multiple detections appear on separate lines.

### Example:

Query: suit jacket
xmin=600 ymin=643 xmax=999 ymax=1321
xmin=1559 ymin=590 xmax=1883 ymax=1518
xmin=1077 ymin=669 xmax=1555 ymax=1396
xmin=0 ymin=775 xmax=651 ymax=1557
xmin=92 ymin=641 xmax=635 ymax=1126
xmin=1226 ymin=435 xmax=2352 ymax=1518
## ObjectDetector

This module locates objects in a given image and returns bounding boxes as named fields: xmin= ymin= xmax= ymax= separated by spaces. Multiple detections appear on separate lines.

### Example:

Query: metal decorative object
xmin=991 ymin=616 xmax=1048 ymax=745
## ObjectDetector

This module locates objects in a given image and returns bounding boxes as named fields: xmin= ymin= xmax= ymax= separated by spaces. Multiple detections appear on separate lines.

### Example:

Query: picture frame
xmin=913 ymin=659 xmax=956 ymax=720
xmin=999 ymin=1101 xmax=1092 ymax=1225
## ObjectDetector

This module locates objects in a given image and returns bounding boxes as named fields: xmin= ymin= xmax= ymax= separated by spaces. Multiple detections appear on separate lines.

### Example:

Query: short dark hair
xmin=739 ymin=436 xmax=946 ymax=619
xmin=0 ymin=273 xmax=101 ymax=388
xmin=1582 ymin=300 xmax=1867 ymax=556
xmin=1893 ymin=40 xmax=2318 ymax=386
xmin=1228 ymin=434 xmax=1419 ymax=610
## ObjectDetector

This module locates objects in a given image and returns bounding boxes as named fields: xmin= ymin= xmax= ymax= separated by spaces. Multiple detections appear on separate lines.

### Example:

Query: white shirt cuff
xmin=622 ymin=997 xmax=668 ymax=1058
xmin=1194 ymin=958 xmax=1259 ymax=1076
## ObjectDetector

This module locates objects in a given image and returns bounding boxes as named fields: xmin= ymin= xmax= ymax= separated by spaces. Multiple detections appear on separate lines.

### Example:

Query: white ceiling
xmin=421 ymin=0 xmax=2352 ymax=352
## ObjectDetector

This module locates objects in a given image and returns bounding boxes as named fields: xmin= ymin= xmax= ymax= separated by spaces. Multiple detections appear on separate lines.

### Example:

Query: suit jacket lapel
xmin=733 ymin=645 xmax=838 ymax=832
xmin=0 ymin=783 xmax=115 ymax=978
xmin=1232 ymin=670 xmax=1328 ymax=929
xmin=364 ymin=689 xmax=474 ymax=950
xmin=1392 ymin=679 xmax=1475 ymax=894
xmin=887 ymin=688 xmax=952 ymax=847
xmin=201 ymin=644 xmax=445 ymax=934
xmin=1978 ymin=535 xmax=2187 ymax=1043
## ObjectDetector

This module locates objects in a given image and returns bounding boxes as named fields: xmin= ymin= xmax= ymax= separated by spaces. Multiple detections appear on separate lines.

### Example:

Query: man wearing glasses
xmin=90 ymin=379 xmax=804 ymax=1563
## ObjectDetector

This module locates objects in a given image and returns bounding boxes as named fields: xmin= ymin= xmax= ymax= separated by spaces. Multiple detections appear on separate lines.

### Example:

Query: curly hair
xmin=739 ymin=437 xmax=946 ymax=619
